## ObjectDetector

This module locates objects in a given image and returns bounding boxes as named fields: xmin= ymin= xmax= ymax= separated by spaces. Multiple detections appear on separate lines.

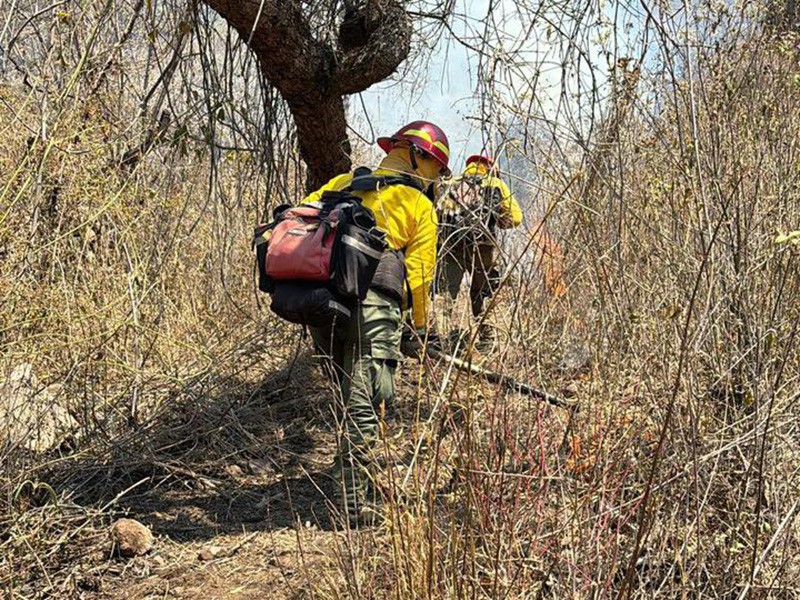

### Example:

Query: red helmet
xmin=377 ymin=120 xmax=451 ymax=176
xmin=466 ymin=154 xmax=494 ymax=168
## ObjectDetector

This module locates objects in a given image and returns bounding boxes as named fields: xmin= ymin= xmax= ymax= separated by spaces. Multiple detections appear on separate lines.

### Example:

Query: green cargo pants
xmin=310 ymin=288 xmax=402 ymax=522
xmin=440 ymin=240 xmax=498 ymax=318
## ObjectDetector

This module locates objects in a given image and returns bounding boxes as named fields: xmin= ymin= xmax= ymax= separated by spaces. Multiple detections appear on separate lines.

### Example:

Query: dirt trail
xmin=57 ymin=322 xmax=551 ymax=599
xmin=86 ymin=420 xmax=345 ymax=599
xmin=74 ymin=355 xmax=433 ymax=599
xmin=49 ymin=351 xmax=349 ymax=599
xmin=112 ymin=513 xmax=339 ymax=599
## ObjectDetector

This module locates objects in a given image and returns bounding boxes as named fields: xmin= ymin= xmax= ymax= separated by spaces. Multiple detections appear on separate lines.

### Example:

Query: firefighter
xmin=437 ymin=154 xmax=522 ymax=349
xmin=302 ymin=121 xmax=450 ymax=525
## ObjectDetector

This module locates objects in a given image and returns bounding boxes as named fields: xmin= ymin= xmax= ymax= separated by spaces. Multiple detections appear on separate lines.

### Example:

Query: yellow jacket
xmin=303 ymin=155 xmax=438 ymax=328
xmin=461 ymin=162 xmax=523 ymax=229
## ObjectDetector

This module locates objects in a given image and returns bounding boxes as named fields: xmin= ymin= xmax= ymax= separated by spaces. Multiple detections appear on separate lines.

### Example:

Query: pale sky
xmin=350 ymin=0 xmax=640 ymax=172
xmin=350 ymin=31 xmax=481 ymax=168
xmin=351 ymin=0 xmax=533 ymax=167
xmin=347 ymin=0 xmax=648 ymax=229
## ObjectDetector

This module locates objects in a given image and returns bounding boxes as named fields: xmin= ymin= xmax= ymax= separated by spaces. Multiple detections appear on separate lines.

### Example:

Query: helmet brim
xmin=377 ymin=137 xmax=394 ymax=154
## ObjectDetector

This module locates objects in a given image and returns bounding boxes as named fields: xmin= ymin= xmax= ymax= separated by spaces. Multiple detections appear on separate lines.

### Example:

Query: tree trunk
xmin=199 ymin=0 xmax=412 ymax=192
xmin=285 ymin=93 xmax=351 ymax=191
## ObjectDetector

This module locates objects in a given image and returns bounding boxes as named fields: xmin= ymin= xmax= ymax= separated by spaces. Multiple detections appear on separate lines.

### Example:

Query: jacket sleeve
xmin=495 ymin=178 xmax=523 ymax=229
xmin=404 ymin=193 xmax=438 ymax=329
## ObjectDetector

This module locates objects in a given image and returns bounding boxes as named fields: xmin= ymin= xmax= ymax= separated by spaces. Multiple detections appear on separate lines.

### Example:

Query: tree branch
xmin=198 ymin=0 xmax=413 ymax=189
xmin=201 ymin=0 xmax=327 ymax=98
xmin=335 ymin=0 xmax=411 ymax=95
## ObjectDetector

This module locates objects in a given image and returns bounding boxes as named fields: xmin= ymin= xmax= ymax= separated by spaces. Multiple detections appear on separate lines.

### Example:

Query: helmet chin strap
xmin=408 ymin=143 xmax=419 ymax=171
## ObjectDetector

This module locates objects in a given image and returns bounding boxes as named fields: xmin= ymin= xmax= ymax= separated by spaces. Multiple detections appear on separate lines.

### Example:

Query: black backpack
xmin=253 ymin=167 xmax=423 ymax=330
xmin=439 ymin=175 xmax=503 ymax=244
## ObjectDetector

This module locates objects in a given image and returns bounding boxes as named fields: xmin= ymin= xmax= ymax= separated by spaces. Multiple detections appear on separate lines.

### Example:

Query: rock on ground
xmin=111 ymin=519 xmax=154 ymax=557
xmin=198 ymin=545 xmax=223 ymax=561
xmin=0 ymin=363 xmax=78 ymax=452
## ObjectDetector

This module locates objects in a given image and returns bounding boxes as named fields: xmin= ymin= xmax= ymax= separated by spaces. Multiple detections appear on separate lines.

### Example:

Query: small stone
xmin=561 ymin=382 xmax=579 ymax=397
xmin=225 ymin=464 xmax=243 ymax=477
xmin=198 ymin=545 xmax=223 ymax=561
xmin=111 ymin=519 xmax=154 ymax=557
xmin=197 ymin=548 xmax=213 ymax=561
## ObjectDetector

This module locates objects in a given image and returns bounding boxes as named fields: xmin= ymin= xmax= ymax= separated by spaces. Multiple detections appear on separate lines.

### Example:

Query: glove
xmin=400 ymin=328 xmax=423 ymax=359
xmin=400 ymin=327 xmax=442 ymax=359
xmin=437 ymin=191 xmax=459 ymax=218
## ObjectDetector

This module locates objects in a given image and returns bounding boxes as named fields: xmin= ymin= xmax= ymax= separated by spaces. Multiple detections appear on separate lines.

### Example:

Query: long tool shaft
xmin=427 ymin=348 xmax=578 ymax=411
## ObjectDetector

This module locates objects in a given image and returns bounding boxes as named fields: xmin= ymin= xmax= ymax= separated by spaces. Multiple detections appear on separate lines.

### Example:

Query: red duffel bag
xmin=265 ymin=204 xmax=340 ymax=282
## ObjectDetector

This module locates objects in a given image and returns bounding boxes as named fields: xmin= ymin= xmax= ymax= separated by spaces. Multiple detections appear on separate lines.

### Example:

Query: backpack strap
xmin=346 ymin=167 xmax=426 ymax=194
xmin=315 ymin=189 xmax=358 ymax=220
